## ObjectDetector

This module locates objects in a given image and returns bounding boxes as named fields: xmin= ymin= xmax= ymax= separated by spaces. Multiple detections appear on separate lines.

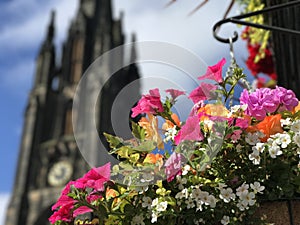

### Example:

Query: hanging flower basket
xmin=49 ymin=59 xmax=300 ymax=225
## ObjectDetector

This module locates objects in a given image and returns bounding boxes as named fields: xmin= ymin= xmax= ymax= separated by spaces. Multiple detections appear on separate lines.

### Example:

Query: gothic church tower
xmin=5 ymin=1 xmax=140 ymax=225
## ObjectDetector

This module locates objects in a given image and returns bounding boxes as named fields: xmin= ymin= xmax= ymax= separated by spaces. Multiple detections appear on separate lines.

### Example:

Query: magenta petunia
xmin=198 ymin=58 xmax=226 ymax=83
xmin=189 ymin=83 xmax=217 ymax=104
xmin=83 ymin=162 xmax=111 ymax=191
xmin=131 ymin=88 xmax=164 ymax=117
xmin=273 ymin=86 xmax=299 ymax=111
xmin=165 ymin=89 xmax=185 ymax=100
xmin=51 ymin=194 xmax=77 ymax=211
xmin=240 ymin=88 xmax=279 ymax=120
xmin=174 ymin=116 xmax=204 ymax=145
xmin=73 ymin=206 xmax=93 ymax=217
xmin=164 ymin=153 xmax=184 ymax=182
xmin=49 ymin=203 xmax=73 ymax=224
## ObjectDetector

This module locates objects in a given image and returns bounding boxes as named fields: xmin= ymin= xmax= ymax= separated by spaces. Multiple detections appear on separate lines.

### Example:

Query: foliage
xmin=49 ymin=59 xmax=300 ymax=225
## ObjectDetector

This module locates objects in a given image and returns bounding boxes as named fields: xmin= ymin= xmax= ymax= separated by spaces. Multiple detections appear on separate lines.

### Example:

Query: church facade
xmin=5 ymin=1 xmax=140 ymax=224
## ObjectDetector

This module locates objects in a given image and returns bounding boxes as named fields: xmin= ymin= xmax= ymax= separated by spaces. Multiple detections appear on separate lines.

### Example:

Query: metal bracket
xmin=213 ymin=0 xmax=300 ymax=43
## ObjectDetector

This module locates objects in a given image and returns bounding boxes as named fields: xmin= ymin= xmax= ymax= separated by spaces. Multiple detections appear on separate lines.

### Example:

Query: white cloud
xmin=0 ymin=0 xmax=78 ymax=94
xmin=0 ymin=193 xmax=11 ymax=225
xmin=0 ymin=0 xmax=77 ymax=51
xmin=113 ymin=0 xmax=248 ymax=93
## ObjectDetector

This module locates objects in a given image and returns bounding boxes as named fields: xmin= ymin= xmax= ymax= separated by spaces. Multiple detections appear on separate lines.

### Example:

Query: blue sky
xmin=0 ymin=0 xmax=250 ymax=223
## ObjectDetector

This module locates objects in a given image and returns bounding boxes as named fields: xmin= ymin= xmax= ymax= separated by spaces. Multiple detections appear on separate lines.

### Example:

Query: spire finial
xmin=130 ymin=33 xmax=137 ymax=62
xmin=47 ymin=10 xmax=55 ymax=42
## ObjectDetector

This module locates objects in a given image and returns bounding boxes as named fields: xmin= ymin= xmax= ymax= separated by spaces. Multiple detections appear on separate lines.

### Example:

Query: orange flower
xmin=162 ymin=113 xmax=180 ymax=130
xmin=248 ymin=114 xmax=283 ymax=142
xmin=144 ymin=153 xmax=164 ymax=168
xmin=106 ymin=187 xmax=118 ymax=198
xmin=293 ymin=101 xmax=300 ymax=113
xmin=198 ymin=104 xmax=229 ymax=118
xmin=138 ymin=114 xmax=164 ymax=149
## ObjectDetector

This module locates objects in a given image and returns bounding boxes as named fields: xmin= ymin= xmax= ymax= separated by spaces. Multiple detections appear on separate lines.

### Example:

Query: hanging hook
xmin=213 ymin=0 xmax=300 ymax=44
xmin=213 ymin=18 xmax=239 ymax=44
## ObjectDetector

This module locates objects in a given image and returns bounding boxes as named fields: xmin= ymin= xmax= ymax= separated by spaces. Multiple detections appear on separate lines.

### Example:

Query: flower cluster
xmin=239 ymin=0 xmax=277 ymax=88
xmin=50 ymin=59 xmax=300 ymax=225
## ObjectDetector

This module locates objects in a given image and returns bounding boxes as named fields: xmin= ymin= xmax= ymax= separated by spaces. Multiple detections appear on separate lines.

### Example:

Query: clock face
xmin=48 ymin=161 xmax=73 ymax=187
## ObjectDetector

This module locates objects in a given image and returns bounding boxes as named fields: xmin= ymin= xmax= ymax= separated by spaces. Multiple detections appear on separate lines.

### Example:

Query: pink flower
xmin=73 ymin=206 xmax=93 ymax=217
xmin=51 ymin=194 xmax=77 ymax=211
xmin=49 ymin=203 xmax=73 ymax=224
xmin=198 ymin=58 xmax=226 ymax=83
xmin=165 ymin=153 xmax=184 ymax=182
xmin=131 ymin=88 xmax=164 ymax=117
xmin=174 ymin=116 xmax=204 ymax=145
xmin=228 ymin=117 xmax=249 ymax=130
xmin=273 ymin=86 xmax=299 ymax=111
xmin=228 ymin=130 xmax=242 ymax=142
xmin=87 ymin=194 xmax=103 ymax=203
xmin=165 ymin=89 xmax=185 ymax=100
xmin=189 ymin=83 xmax=217 ymax=104
xmin=51 ymin=181 xmax=77 ymax=211
xmin=240 ymin=88 xmax=279 ymax=120
xmin=82 ymin=163 xmax=111 ymax=191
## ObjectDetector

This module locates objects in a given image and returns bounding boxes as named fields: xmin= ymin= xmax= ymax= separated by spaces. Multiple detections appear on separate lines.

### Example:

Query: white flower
xmin=245 ymin=132 xmax=263 ymax=145
xmin=293 ymin=133 xmax=300 ymax=147
xmin=194 ymin=218 xmax=205 ymax=225
xmin=156 ymin=201 xmax=168 ymax=212
xmin=236 ymin=183 xmax=249 ymax=197
xmin=221 ymin=216 xmax=230 ymax=225
xmin=199 ymin=191 xmax=210 ymax=205
xmin=230 ymin=104 xmax=247 ymax=114
xmin=195 ymin=200 xmax=203 ymax=212
xmin=249 ymin=150 xmax=261 ymax=165
xmin=219 ymin=187 xmax=235 ymax=203
xmin=237 ymin=200 xmax=248 ymax=211
xmin=151 ymin=198 xmax=158 ymax=207
xmin=271 ymin=133 xmax=291 ymax=148
xmin=151 ymin=212 xmax=158 ymax=223
xmin=268 ymin=145 xmax=283 ymax=158
xmin=131 ymin=215 xmax=145 ymax=225
xmin=185 ymin=198 xmax=195 ymax=209
xmin=142 ymin=196 xmax=152 ymax=209
xmin=164 ymin=126 xmax=178 ymax=142
xmin=182 ymin=165 xmax=191 ymax=175
xmin=175 ymin=188 xmax=188 ymax=199
xmin=176 ymin=176 xmax=187 ymax=190
xmin=207 ymin=195 xmax=217 ymax=208
xmin=250 ymin=182 xmax=265 ymax=194
xmin=191 ymin=187 xmax=203 ymax=201
xmin=239 ymin=191 xmax=256 ymax=206
xmin=217 ymin=183 xmax=227 ymax=190
xmin=291 ymin=120 xmax=300 ymax=133
xmin=252 ymin=142 xmax=265 ymax=153
xmin=281 ymin=118 xmax=292 ymax=126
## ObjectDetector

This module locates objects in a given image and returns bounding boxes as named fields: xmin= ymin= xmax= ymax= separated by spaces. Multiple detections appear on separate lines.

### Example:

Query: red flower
xmin=246 ymin=44 xmax=276 ymax=76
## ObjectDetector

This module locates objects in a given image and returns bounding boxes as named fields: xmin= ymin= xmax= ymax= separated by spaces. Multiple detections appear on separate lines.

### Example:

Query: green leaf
xmin=129 ymin=153 xmax=140 ymax=163
xmin=104 ymin=133 xmax=124 ymax=149
xmin=133 ymin=140 xmax=156 ymax=152
xmin=131 ymin=122 xmax=146 ymax=140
